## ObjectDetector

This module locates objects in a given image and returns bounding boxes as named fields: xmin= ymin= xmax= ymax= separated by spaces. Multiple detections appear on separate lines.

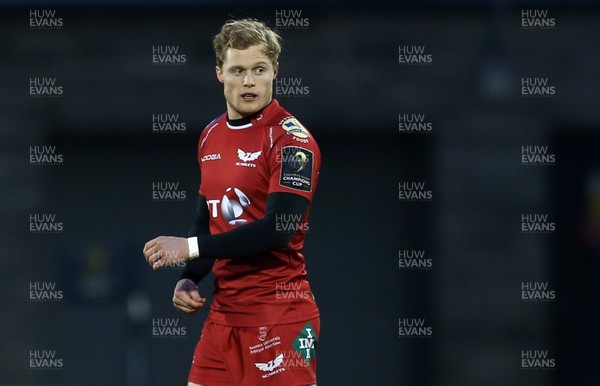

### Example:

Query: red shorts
xmin=188 ymin=317 xmax=319 ymax=386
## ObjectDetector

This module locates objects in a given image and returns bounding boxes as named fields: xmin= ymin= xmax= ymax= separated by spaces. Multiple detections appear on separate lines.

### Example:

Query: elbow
xmin=271 ymin=231 xmax=293 ymax=250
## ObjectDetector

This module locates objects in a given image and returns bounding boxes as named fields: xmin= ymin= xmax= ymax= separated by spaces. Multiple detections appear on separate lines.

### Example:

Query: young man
xmin=143 ymin=19 xmax=321 ymax=386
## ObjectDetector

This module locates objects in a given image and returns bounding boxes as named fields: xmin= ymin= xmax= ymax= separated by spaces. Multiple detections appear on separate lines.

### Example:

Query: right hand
xmin=172 ymin=279 xmax=207 ymax=314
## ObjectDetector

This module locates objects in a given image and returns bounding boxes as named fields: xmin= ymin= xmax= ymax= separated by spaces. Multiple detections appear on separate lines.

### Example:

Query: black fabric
xmin=197 ymin=192 xmax=309 ymax=259
xmin=180 ymin=192 xmax=309 ymax=283
xmin=180 ymin=195 xmax=214 ymax=284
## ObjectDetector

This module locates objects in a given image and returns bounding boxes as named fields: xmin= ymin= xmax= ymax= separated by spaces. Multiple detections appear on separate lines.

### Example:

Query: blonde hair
xmin=213 ymin=18 xmax=282 ymax=67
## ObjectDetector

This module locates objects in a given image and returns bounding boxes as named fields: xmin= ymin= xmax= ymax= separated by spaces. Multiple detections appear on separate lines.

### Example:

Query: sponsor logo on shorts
xmin=255 ymin=353 xmax=286 ymax=379
xmin=291 ymin=323 xmax=316 ymax=365
xmin=249 ymin=336 xmax=281 ymax=355
xmin=258 ymin=326 xmax=269 ymax=342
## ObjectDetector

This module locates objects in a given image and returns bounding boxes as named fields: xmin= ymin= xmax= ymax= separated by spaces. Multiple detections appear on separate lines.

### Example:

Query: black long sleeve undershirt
xmin=180 ymin=196 xmax=214 ymax=284
xmin=180 ymin=192 xmax=309 ymax=284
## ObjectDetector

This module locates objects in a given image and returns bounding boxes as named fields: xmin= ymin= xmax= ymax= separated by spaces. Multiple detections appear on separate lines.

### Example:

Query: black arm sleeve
xmin=197 ymin=192 xmax=309 ymax=259
xmin=179 ymin=195 xmax=215 ymax=284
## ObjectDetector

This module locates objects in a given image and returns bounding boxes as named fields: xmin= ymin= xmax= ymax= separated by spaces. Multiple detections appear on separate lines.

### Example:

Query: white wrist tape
xmin=187 ymin=237 xmax=199 ymax=259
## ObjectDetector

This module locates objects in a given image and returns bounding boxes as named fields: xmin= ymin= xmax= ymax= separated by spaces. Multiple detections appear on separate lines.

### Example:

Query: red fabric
xmin=188 ymin=318 xmax=320 ymax=386
xmin=197 ymin=99 xmax=321 ymax=327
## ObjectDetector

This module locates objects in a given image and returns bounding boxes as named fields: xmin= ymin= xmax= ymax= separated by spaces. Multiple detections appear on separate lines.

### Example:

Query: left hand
xmin=143 ymin=236 xmax=189 ymax=270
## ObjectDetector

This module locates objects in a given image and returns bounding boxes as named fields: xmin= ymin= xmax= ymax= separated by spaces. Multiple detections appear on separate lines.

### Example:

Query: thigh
xmin=187 ymin=322 xmax=234 ymax=386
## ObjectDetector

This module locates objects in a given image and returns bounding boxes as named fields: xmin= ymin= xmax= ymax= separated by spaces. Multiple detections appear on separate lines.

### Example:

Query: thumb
xmin=189 ymin=289 xmax=200 ymax=300
xmin=188 ymin=289 xmax=206 ymax=302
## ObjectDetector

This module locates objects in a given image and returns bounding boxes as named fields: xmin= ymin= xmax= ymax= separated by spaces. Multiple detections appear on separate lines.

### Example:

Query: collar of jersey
xmin=225 ymin=99 xmax=279 ymax=130
xmin=226 ymin=117 xmax=252 ymax=130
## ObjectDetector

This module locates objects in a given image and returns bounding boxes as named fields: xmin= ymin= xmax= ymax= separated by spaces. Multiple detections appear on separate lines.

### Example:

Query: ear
xmin=215 ymin=66 xmax=224 ymax=83
xmin=273 ymin=62 xmax=279 ymax=79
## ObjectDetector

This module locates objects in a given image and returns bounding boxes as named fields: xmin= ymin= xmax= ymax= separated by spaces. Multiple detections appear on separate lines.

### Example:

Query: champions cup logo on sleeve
xmin=29 ymin=10 xmax=63 ymax=29
xmin=279 ymin=146 xmax=313 ymax=192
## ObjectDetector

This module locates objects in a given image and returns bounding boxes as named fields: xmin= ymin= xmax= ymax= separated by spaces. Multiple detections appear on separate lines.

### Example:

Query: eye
xmin=232 ymin=68 xmax=244 ymax=76
xmin=254 ymin=67 xmax=265 ymax=75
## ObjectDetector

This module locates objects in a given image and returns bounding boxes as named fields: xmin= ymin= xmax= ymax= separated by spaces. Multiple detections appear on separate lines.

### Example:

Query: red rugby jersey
xmin=197 ymin=99 xmax=321 ymax=327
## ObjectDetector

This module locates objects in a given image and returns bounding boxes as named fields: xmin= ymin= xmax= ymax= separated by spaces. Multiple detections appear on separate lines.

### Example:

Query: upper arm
xmin=266 ymin=119 xmax=321 ymax=203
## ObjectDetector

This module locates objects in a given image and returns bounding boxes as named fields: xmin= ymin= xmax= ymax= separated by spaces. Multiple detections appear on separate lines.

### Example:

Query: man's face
xmin=216 ymin=44 xmax=278 ymax=119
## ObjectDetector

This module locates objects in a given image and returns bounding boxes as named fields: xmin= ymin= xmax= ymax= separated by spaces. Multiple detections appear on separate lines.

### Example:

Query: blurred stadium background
xmin=1 ymin=1 xmax=599 ymax=385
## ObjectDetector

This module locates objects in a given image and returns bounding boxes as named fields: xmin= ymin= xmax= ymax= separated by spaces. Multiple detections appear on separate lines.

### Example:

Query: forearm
xmin=180 ymin=195 xmax=214 ymax=283
xmin=195 ymin=192 xmax=308 ymax=260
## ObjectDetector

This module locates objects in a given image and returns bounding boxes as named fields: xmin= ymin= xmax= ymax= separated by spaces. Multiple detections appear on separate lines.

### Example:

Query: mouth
xmin=240 ymin=92 xmax=258 ymax=101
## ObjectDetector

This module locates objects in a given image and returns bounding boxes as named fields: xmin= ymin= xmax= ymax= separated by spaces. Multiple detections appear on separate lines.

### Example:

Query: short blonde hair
xmin=213 ymin=18 xmax=282 ymax=68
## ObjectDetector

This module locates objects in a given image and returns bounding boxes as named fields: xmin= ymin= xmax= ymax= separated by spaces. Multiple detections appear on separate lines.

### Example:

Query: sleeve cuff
xmin=187 ymin=236 xmax=200 ymax=259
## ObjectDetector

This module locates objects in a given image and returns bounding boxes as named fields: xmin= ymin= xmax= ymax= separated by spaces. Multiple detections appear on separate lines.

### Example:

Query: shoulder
xmin=199 ymin=113 xmax=225 ymax=148
xmin=268 ymin=111 xmax=317 ymax=148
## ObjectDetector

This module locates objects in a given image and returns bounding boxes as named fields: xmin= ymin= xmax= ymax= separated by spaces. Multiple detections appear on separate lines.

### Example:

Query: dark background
xmin=1 ymin=1 xmax=599 ymax=385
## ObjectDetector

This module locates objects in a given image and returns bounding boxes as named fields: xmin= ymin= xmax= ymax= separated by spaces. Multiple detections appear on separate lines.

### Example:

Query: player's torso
xmin=199 ymin=121 xmax=271 ymax=232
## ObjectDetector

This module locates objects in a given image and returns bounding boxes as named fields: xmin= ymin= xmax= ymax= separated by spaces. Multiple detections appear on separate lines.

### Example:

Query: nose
xmin=243 ymin=73 xmax=255 ymax=87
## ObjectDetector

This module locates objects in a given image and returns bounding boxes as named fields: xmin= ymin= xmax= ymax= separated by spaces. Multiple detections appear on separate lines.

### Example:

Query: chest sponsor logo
xmin=206 ymin=187 xmax=251 ymax=226
xmin=201 ymin=153 xmax=221 ymax=162
xmin=237 ymin=149 xmax=262 ymax=168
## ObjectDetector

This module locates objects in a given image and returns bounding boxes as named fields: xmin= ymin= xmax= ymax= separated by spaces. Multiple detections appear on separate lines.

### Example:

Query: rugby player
xmin=143 ymin=18 xmax=321 ymax=386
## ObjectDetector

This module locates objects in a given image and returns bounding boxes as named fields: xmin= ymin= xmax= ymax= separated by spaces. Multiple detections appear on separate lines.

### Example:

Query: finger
xmin=173 ymin=296 xmax=199 ymax=310
xmin=144 ymin=245 xmax=158 ymax=262
xmin=175 ymin=291 xmax=206 ymax=308
xmin=188 ymin=290 xmax=206 ymax=303
xmin=143 ymin=238 xmax=159 ymax=254
xmin=174 ymin=292 xmax=205 ymax=308
xmin=152 ymin=259 xmax=164 ymax=270
xmin=149 ymin=250 xmax=163 ymax=266
xmin=174 ymin=303 xmax=197 ymax=314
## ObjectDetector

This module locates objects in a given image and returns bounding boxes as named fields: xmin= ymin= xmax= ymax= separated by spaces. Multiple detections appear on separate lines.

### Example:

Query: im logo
xmin=291 ymin=322 xmax=317 ymax=365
